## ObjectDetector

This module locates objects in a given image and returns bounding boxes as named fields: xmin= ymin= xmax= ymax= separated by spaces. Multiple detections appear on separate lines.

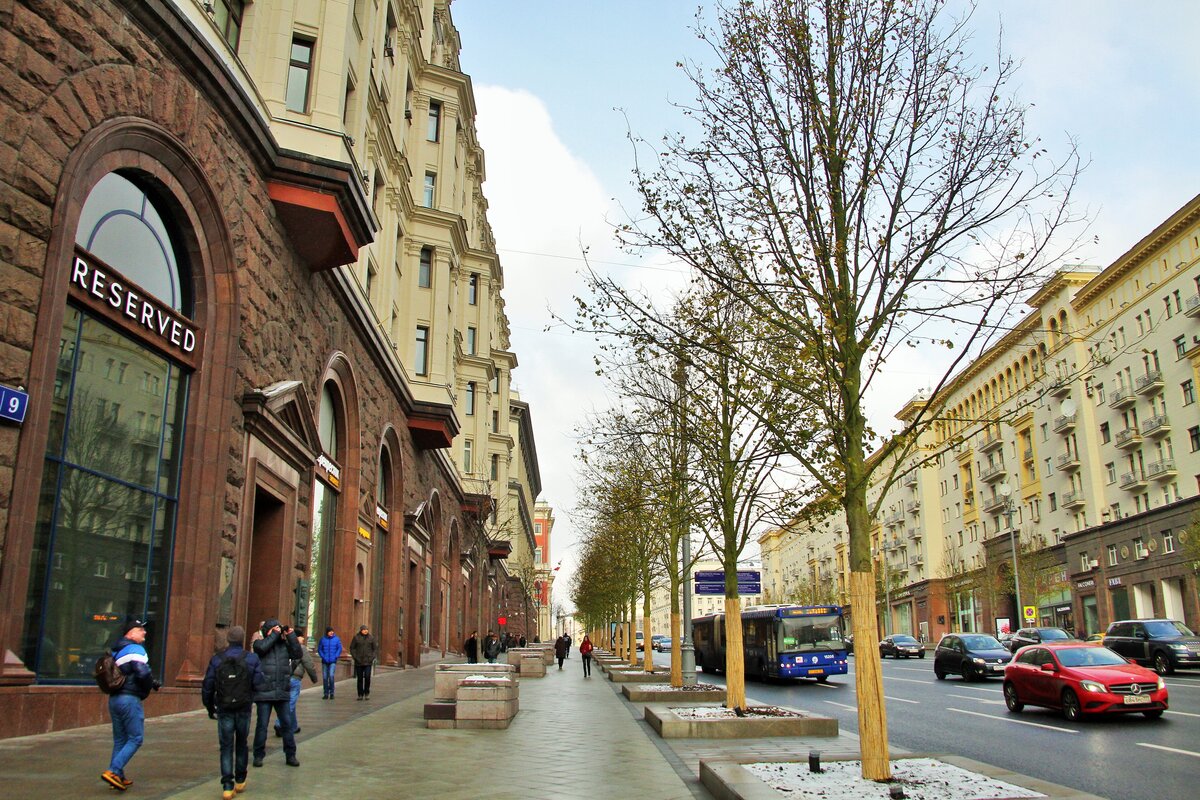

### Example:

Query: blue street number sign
xmin=0 ymin=384 xmax=29 ymax=425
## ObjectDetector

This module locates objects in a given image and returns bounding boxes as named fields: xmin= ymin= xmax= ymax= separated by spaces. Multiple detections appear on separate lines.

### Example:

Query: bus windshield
xmin=779 ymin=614 xmax=844 ymax=652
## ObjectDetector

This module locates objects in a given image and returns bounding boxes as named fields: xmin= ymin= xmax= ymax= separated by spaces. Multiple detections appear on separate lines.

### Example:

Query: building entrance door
xmin=246 ymin=486 xmax=286 ymax=634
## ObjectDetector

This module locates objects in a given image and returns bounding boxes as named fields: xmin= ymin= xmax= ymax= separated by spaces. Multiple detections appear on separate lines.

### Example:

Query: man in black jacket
xmin=250 ymin=619 xmax=303 ymax=768
xmin=202 ymin=626 xmax=266 ymax=799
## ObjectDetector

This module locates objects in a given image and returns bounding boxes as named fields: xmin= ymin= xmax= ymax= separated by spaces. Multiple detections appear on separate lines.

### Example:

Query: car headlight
xmin=1169 ymin=643 xmax=1188 ymax=650
xmin=1157 ymin=677 xmax=1166 ymax=690
xmin=972 ymin=657 xmax=986 ymax=664
xmin=1079 ymin=680 xmax=1105 ymax=693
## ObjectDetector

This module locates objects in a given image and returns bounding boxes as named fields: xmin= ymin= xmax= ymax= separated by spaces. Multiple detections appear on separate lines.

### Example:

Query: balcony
xmin=903 ymin=471 xmax=917 ymax=488
xmin=980 ymin=433 xmax=1004 ymax=453
xmin=1053 ymin=412 xmax=1077 ymax=433
xmin=1108 ymin=387 xmax=1136 ymax=409
xmin=1185 ymin=293 xmax=1200 ymax=317
xmin=906 ymin=500 xmax=921 ymax=514
xmin=1061 ymin=490 xmax=1086 ymax=509
xmin=907 ymin=527 xmax=922 ymax=541
xmin=979 ymin=461 xmax=1007 ymax=483
xmin=1142 ymin=414 xmax=1171 ymax=438
xmin=1145 ymin=459 xmax=1177 ymax=480
xmin=909 ymin=554 xmax=924 ymax=567
xmin=1022 ymin=446 xmax=1034 ymax=462
xmin=1114 ymin=427 xmax=1142 ymax=449
xmin=982 ymin=494 xmax=1008 ymax=514
xmin=1119 ymin=470 xmax=1147 ymax=491
xmin=1056 ymin=452 xmax=1080 ymax=472
xmin=1135 ymin=370 xmax=1164 ymax=395
xmin=886 ymin=537 xmax=904 ymax=551
xmin=1048 ymin=376 xmax=1072 ymax=398
xmin=884 ymin=511 xmax=905 ymax=527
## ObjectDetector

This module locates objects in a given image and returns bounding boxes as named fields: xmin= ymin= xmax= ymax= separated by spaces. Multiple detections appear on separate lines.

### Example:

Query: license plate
xmin=1123 ymin=694 xmax=1150 ymax=705
xmin=807 ymin=668 xmax=823 ymax=675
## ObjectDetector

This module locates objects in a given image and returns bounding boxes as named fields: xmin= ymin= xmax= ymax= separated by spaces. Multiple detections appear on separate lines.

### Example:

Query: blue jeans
xmin=217 ymin=708 xmax=251 ymax=789
xmin=322 ymin=661 xmax=337 ymax=697
xmin=108 ymin=693 xmax=144 ymax=776
xmin=274 ymin=678 xmax=301 ymax=733
xmin=253 ymin=699 xmax=295 ymax=760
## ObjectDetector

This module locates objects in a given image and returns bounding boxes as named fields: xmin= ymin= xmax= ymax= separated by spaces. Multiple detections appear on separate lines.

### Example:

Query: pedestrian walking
xmin=580 ymin=635 xmax=594 ymax=677
xmin=275 ymin=627 xmax=317 ymax=737
xmin=350 ymin=624 xmax=378 ymax=700
xmin=483 ymin=631 xmax=501 ymax=664
xmin=564 ymin=633 xmax=572 ymax=658
xmin=251 ymin=619 xmax=303 ymax=768
xmin=99 ymin=617 xmax=160 ymax=791
xmin=202 ymin=626 xmax=266 ymax=800
xmin=464 ymin=630 xmax=479 ymax=664
xmin=518 ymin=634 xmax=527 ymax=648
xmin=554 ymin=634 xmax=568 ymax=670
xmin=317 ymin=626 xmax=343 ymax=699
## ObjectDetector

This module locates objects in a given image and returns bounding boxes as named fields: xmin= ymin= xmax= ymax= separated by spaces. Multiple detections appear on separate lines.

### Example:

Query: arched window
xmin=309 ymin=381 xmax=343 ymax=639
xmin=24 ymin=172 xmax=192 ymax=679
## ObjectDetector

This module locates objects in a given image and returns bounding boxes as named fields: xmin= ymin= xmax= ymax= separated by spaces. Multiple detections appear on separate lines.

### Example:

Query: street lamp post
xmin=998 ymin=483 xmax=1022 ymax=626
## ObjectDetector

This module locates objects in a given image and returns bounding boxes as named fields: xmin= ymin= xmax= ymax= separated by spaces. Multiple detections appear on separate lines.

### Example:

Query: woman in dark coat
xmin=553 ymin=635 xmax=569 ymax=670
xmin=464 ymin=631 xmax=479 ymax=664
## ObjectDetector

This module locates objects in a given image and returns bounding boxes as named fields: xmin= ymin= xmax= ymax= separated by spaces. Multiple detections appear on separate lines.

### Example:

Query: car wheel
xmin=1153 ymin=652 xmax=1174 ymax=676
xmin=918 ymin=652 xmax=926 ymax=659
xmin=934 ymin=667 xmax=946 ymax=680
xmin=817 ymin=676 xmax=830 ymax=684
xmin=961 ymin=664 xmax=974 ymax=681
xmin=1061 ymin=688 xmax=1082 ymax=722
xmin=1003 ymin=682 xmax=1023 ymax=713
xmin=1142 ymin=709 xmax=1164 ymax=719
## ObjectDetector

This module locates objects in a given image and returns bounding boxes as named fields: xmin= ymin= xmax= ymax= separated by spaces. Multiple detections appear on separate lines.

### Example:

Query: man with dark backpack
xmin=100 ymin=617 xmax=160 ymax=791
xmin=202 ymin=626 xmax=266 ymax=800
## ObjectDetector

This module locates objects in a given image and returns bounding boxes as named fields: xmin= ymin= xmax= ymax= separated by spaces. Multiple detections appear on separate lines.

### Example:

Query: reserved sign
xmin=69 ymin=249 xmax=202 ymax=369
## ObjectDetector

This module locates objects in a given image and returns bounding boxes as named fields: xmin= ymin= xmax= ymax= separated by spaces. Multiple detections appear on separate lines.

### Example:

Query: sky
xmin=448 ymin=0 xmax=1200 ymax=612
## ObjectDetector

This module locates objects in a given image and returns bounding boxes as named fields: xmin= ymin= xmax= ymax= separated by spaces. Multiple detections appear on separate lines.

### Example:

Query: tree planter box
xmin=434 ymin=663 xmax=518 ymax=702
xmin=697 ymin=754 xmax=1103 ymax=800
xmin=454 ymin=677 xmax=519 ymax=730
xmin=643 ymin=704 xmax=838 ymax=739
xmin=621 ymin=684 xmax=727 ymax=704
xmin=608 ymin=668 xmax=671 ymax=683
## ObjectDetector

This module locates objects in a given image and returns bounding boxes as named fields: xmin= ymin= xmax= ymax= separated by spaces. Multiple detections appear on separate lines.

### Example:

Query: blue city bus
xmin=691 ymin=604 xmax=849 ymax=683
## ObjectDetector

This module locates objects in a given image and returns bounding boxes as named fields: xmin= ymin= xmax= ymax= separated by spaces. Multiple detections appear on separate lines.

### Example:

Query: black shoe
xmin=294 ymin=727 xmax=301 ymax=734
xmin=252 ymin=758 xmax=263 ymax=768
xmin=285 ymin=757 xmax=300 ymax=767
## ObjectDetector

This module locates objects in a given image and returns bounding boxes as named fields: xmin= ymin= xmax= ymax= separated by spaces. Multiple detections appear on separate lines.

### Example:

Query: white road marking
xmin=1164 ymin=709 xmax=1200 ymax=719
xmin=814 ymin=681 xmax=840 ymax=689
xmin=947 ymin=707 xmax=1078 ymax=733
xmin=947 ymin=693 xmax=1006 ymax=705
xmin=825 ymin=701 xmax=858 ymax=711
xmin=881 ymin=676 xmax=931 ymax=684
xmin=1137 ymin=743 xmax=1200 ymax=758
xmin=884 ymin=695 xmax=920 ymax=704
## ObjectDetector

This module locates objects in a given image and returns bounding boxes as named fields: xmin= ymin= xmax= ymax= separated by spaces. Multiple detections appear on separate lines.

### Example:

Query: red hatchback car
xmin=1003 ymin=643 xmax=1168 ymax=721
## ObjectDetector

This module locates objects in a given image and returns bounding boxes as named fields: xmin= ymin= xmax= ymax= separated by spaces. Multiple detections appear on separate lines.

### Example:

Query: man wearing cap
xmin=349 ymin=624 xmax=378 ymax=700
xmin=202 ymin=626 xmax=266 ymax=800
xmin=100 ymin=617 xmax=159 ymax=792
xmin=250 ymin=619 xmax=303 ymax=768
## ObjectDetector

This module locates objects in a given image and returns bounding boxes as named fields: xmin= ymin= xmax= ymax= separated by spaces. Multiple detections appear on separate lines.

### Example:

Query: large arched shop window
xmin=308 ymin=382 xmax=343 ymax=639
xmin=23 ymin=172 xmax=192 ymax=680
xmin=371 ymin=445 xmax=393 ymax=634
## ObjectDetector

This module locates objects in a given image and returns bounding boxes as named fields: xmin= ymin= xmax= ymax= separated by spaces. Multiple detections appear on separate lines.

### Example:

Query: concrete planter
xmin=454 ymin=677 xmax=519 ymax=730
xmin=698 ymin=754 xmax=1107 ymax=800
xmin=643 ymin=704 xmax=838 ymax=739
xmin=621 ymin=684 xmax=727 ymax=704
xmin=608 ymin=668 xmax=671 ymax=684
xmin=434 ymin=663 xmax=517 ymax=702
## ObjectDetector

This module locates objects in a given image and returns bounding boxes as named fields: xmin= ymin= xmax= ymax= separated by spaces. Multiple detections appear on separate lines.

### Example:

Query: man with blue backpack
xmin=202 ymin=626 xmax=266 ymax=800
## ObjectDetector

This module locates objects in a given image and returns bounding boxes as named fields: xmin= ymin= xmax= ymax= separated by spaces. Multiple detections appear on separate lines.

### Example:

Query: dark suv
xmin=1103 ymin=619 xmax=1200 ymax=675
xmin=1006 ymin=626 xmax=1076 ymax=652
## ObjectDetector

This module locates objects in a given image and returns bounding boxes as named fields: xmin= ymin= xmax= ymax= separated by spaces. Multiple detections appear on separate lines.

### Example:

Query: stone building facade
xmin=0 ymin=0 xmax=538 ymax=737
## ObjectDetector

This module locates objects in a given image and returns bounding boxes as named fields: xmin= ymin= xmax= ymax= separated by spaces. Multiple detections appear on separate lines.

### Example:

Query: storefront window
xmin=24 ymin=173 xmax=190 ymax=680
xmin=308 ymin=383 xmax=341 ymax=638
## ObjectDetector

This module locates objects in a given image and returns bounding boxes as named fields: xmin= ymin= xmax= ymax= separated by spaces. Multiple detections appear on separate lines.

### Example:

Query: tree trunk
xmin=670 ymin=610 xmax=682 ymax=687
xmin=723 ymin=595 xmax=745 ymax=709
xmin=628 ymin=596 xmax=639 ymax=667
xmin=850 ymin=570 xmax=890 ymax=780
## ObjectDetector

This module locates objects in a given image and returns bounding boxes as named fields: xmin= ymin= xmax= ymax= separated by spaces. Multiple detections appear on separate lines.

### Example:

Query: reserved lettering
xmin=70 ymin=254 xmax=199 ymax=356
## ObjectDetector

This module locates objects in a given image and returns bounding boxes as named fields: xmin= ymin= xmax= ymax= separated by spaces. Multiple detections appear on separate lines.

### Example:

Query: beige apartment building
xmin=761 ymin=193 xmax=1200 ymax=642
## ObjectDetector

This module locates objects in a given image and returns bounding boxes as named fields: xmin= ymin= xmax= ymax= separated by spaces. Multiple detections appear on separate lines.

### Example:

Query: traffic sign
xmin=694 ymin=582 xmax=762 ymax=595
xmin=1022 ymin=605 xmax=1036 ymax=623
xmin=693 ymin=570 xmax=761 ymax=583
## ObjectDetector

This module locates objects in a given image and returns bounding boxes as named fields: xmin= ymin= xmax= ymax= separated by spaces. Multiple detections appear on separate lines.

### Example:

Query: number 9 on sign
xmin=0 ymin=385 xmax=29 ymax=424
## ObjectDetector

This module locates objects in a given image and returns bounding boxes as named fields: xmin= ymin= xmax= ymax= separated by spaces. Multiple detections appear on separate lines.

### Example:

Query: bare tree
xmin=610 ymin=0 xmax=1082 ymax=778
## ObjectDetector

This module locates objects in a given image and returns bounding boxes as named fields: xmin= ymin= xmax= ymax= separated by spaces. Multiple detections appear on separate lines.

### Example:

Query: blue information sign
xmin=694 ymin=582 xmax=762 ymax=595
xmin=0 ymin=384 xmax=29 ymax=424
xmin=693 ymin=570 xmax=760 ymax=583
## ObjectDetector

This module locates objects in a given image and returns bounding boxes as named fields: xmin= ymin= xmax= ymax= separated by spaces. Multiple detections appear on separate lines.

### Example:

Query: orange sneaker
xmin=100 ymin=771 xmax=128 ymax=791
xmin=234 ymin=780 xmax=247 ymax=793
